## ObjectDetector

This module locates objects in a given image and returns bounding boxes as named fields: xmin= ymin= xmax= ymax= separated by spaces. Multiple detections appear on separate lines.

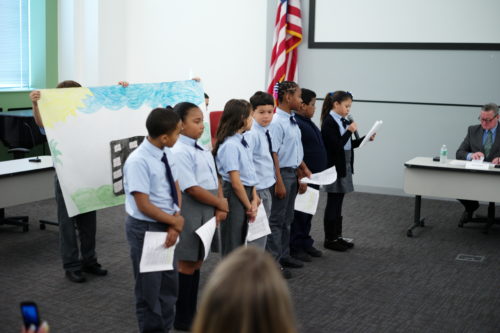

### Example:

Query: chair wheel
xmin=406 ymin=230 xmax=413 ymax=237
xmin=40 ymin=223 xmax=46 ymax=230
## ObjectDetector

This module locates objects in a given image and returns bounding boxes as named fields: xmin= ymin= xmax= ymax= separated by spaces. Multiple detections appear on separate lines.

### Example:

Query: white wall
xmin=58 ymin=0 xmax=268 ymax=110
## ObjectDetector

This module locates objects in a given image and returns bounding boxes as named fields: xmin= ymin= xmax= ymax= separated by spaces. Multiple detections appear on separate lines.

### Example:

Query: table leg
xmin=407 ymin=195 xmax=425 ymax=237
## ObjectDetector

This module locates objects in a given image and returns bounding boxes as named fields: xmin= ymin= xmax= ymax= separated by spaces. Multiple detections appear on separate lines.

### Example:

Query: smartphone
xmin=20 ymin=301 xmax=40 ymax=330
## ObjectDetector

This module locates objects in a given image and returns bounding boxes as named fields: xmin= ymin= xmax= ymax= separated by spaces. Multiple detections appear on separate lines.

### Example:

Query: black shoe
xmin=280 ymin=256 xmax=304 ymax=268
xmin=280 ymin=266 xmax=292 ymax=279
xmin=82 ymin=263 xmax=108 ymax=276
xmin=458 ymin=210 xmax=473 ymax=227
xmin=65 ymin=270 xmax=86 ymax=283
xmin=338 ymin=238 xmax=354 ymax=248
xmin=324 ymin=239 xmax=348 ymax=252
xmin=291 ymin=250 xmax=312 ymax=262
xmin=304 ymin=246 xmax=323 ymax=257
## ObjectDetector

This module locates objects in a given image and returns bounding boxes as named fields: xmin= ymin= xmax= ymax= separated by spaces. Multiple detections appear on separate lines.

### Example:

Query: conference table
xmin=403 ymin=157 xmax=500 ymax=237
xmin=0 ymin=156 xmax=55 ymax=232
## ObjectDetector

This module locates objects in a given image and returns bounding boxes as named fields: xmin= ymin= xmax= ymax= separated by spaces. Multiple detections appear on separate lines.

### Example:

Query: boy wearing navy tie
xmin=290 ymin=88 xmax=326 ymax=261
xmin=123 ymin=107 xmax=184 ymax=333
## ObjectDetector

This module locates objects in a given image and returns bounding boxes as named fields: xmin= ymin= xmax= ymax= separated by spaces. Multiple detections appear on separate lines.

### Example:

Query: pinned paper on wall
xmin=37 ymin=80 xmax=206 ymax=217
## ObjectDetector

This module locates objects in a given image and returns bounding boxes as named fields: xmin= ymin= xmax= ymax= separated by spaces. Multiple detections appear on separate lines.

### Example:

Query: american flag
xmin=267 ymin=0 xmax=303 ymax=94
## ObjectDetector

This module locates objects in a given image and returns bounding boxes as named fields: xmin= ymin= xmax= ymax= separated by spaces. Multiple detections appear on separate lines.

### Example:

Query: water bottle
xmin=440 ymin=144 xmax=448 ymax=163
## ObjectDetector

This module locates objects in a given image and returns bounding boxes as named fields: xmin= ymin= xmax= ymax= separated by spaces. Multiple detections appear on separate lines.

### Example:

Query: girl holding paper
xmin=171 ymin=102 xmax=228 ymax=331
xmin=320 ymin=91 xmax=375 ymax=252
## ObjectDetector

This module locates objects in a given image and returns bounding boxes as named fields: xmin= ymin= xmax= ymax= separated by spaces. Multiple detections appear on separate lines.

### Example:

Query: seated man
xmin=456 ymin=103 xmax=500 ymax=222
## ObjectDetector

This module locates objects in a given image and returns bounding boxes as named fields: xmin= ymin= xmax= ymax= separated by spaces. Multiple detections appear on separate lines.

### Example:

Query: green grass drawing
xmin=71 ymin=185 xmax=124 ymax=214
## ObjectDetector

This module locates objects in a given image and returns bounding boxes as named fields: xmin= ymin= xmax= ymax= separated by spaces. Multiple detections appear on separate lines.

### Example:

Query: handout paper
xmin=294 ymin=187 xmax=320 ymax=215
xmin=359 ymin=120 xmax=383 ymax=148
xmin=139 ymin=231 xmax=177 ymax=273
xmin=246 ymin=204 xmax=271 ymax=242
xmin=195 ymin=217 xmax=217 ymax=260
xmin=300 ymin=166 xmax=337 ymax=186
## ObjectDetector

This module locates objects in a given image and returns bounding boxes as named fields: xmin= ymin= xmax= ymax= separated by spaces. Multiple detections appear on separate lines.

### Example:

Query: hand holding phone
xmin=20 ymin=302 xmax=48 ymax=332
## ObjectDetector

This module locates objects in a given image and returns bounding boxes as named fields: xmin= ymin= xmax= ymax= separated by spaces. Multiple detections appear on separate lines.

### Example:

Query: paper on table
xmin=359 ymin=120 xmax=383 ymax=148
xmin=300 ymin=166 xmax=337 ymax=185
xmin=246 ymin=204 xmax=271 ymax=242
xmin=294 ymin=187 xmax=320 ymax=215
xmin=139 ymin=231 xmax=177 ymax=273
xmin=465 ymin=160 xmax=491 ymax=170
xmin=195 ymin=217 xmax=217 ymax=260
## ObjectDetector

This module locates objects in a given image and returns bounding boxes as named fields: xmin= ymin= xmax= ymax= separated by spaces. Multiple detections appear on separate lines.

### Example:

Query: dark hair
xmin=321 ymin=91 xmax=353 ymax=122
xmin=146 ymin=107 xmax=180 ymax=138
xmin=275 ymin=81 xmax=299 ymax=103
xmin=301 ymin=88 xmax=316 ymax=105
xmin=482 ymin=103 xmax=499 ymax=116
xmin=56 ymin=80 xmax=81 ymax=88
xmin=204 ymin=93 xmax=209 ymax=99
xmin=174 ymin=102 xmax=199 ymax=121
xmin=250 ymin=91 xmax=274 ymax=110
xmin=213 ymin=99 xmax=252 ymax=156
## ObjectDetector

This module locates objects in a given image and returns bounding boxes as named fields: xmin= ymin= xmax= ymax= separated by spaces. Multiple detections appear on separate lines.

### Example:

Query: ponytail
xmin=320 ymin=91 xmax=353 ymax=123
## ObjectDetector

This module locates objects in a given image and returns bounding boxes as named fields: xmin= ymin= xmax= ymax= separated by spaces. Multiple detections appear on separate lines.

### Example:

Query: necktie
xmin=484 ymin=130 xmax=493 ymax=157
xmin=265 ymin=130 xmax=274 ymax=158
xmin=194 ymin=142 xmax=204 ymax=150
xmin=161 ymin=152 xmax=178 ymax=206
xmin=290 ymin=115 xmax=297 ymax=125
xmin=241 ymin=136 xmax=249 ymax=148
xmin=341 ymin=117 xmax=349 ymax=129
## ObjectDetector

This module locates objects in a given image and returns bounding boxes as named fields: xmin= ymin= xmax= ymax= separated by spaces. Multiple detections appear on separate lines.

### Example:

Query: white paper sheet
xmin=139 ymin=231 xmax=177 ymax=273
xmin=465 ymin=160 xmax=491 ymax=170
xmin=359 ymin=120 xmax=383 ymax=148
xmin=246 ymin=204 xmax=271 ymax=242
xmin=195 ymin=217 xmax=217 ymax=260
xmin=300 ymin=166 xmax=337 ymax=185
xmin=294 ymin=187 xmax=320 ymax=215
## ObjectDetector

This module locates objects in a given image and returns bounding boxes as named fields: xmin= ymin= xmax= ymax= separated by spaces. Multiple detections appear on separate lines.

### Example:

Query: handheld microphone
xmin=24 ymin=122 xmax=41 ymax=163
xmin=346 ymin=114 xmax=360 ymax=140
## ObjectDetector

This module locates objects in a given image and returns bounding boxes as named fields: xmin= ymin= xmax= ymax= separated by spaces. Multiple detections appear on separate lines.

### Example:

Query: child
xmin=170 ymin=102 xmax=228 ymax=330
xmin=214 ymin=99 xmax=260 ymax=256
xmin=267 ymin=81 xmax=312 ymax=279
xmin=30 ymin=81 xmax=108 ymax=283
xmin=321 ymin=91 xmax=374 ymax=251
xmin=246 ymin=91 xmax=276 ymax=248
xmin=290 ymin=88 xmax=326 ymax=261
xmin=123 ymin=107 xmax=184 ymax=333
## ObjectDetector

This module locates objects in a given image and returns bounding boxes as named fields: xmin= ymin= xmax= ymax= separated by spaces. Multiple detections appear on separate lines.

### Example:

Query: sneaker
xmin=280 ymin=256 xmax=304 ymax=268
xmin=323 ymin=239 xmax=348 ymax=252
xmin=281 ymin=266 xmax=292 ymax=279
xmin=291 ymin=250 xmax=312 ymax=262
xmin=65 ymin=270 xmax=86 ymax=283
xmin=82 ymin=263 xmax=108 ymax=276
xmin=338 ymin=238 xmax=354 ymax=249
xmin=304 ymin=246 xmax=323 ymax=258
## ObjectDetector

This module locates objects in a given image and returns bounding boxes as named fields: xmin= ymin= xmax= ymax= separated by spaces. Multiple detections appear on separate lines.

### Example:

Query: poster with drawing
xmin=37 ymin=80 xmax=208 ymax=217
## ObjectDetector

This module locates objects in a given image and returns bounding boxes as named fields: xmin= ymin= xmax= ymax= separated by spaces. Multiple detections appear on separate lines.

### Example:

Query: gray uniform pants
xmin=266 ymin=168 xmax=298 ymax=262
xmin=55 ymin=176 xmax=97 ymax=271
xmin=126 ymin=216 xmax=178 ymax=333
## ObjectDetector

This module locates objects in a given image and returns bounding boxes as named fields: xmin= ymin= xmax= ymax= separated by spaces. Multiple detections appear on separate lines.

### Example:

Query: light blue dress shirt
xmin=330 ymin=110 xmax=352 ymax=150
xmin=171 ymin=134 xmax=218 ymax=191
xmin=246 ymin=122 xmax=276 ymax=190
xmin=124 ymin=138 xmax=179 ymax=221
xmin=269 ymin=108 xmax=304 ymax=168
xmin=216 ymin=133 xmax=258 ymax=186
xmin=466 ymin=124 xmax=497 ymax=160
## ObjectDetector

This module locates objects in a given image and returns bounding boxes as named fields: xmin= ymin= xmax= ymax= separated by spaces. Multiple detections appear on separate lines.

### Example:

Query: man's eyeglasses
xmin=478 ymin=116 xmax=498 ymax=123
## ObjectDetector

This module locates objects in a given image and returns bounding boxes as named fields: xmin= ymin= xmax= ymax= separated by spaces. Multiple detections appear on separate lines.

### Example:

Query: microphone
xmin=346 ymin=114 xmax=360 ymax=140
xmin=24 ymin=122 xmax=41 ymax=163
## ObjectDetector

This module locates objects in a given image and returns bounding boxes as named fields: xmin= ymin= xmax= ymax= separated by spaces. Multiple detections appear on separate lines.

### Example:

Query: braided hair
xmin=274 ymin=81 xmax=299 ymax=104
xmin=320 ymin=91 xmax=353 ymax=123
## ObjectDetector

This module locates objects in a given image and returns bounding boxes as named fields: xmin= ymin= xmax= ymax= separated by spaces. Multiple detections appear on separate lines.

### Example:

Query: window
xmin=0 ymin=0 xmax=30 ymax=88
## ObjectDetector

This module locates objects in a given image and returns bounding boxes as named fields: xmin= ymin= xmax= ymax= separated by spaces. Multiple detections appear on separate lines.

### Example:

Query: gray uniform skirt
xmin=323 ymin=150 xmax=354 ymax=193
xmin=176 ymin=190 xmax=217 ymax=262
